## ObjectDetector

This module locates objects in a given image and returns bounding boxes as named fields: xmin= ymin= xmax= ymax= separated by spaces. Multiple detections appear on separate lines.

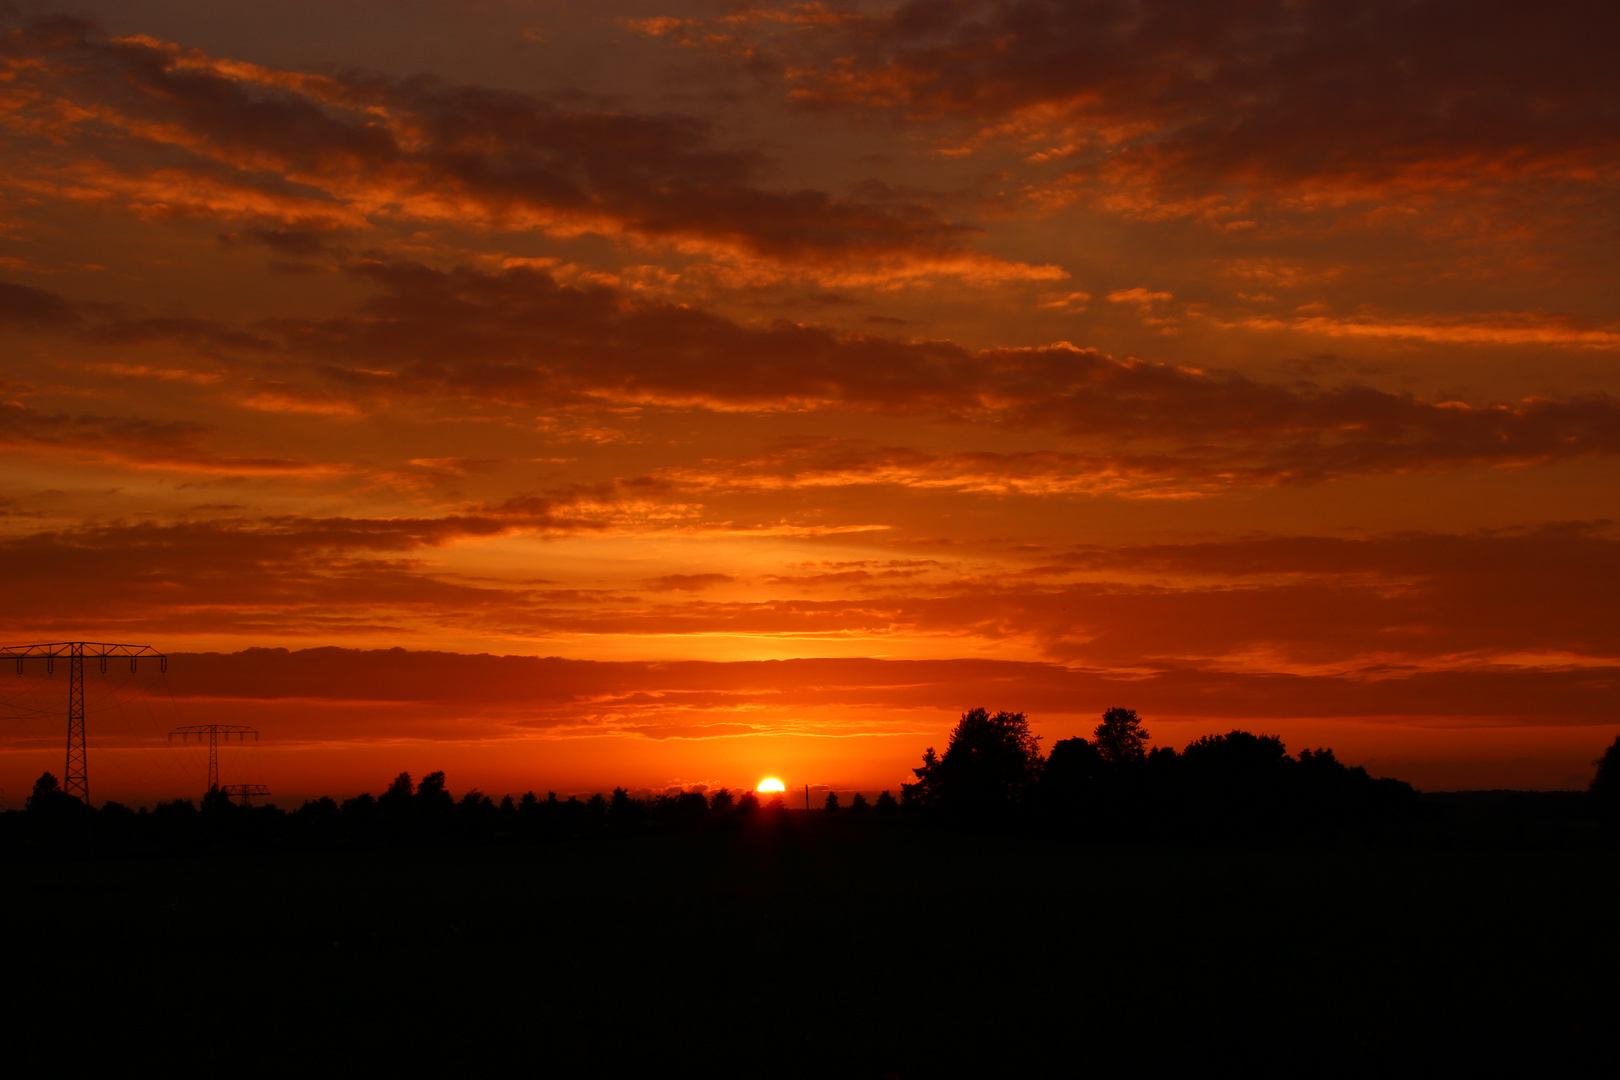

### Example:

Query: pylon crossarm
xmin=2 ymin=643 xmax=167 ymax=675
xmin=0 ymin=643 xmax=167 ymax=659
xmin=0 ymin=643 xmax=167 ymax=657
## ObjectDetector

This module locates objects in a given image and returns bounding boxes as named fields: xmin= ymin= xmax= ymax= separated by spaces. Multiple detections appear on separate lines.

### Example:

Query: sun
xmin=757 ymin=778 xmax=785 ymax=793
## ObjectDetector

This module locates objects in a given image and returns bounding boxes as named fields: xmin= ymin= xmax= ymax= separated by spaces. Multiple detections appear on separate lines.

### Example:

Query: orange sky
xmin=2 ymin=2 xmax=1617 ymax=804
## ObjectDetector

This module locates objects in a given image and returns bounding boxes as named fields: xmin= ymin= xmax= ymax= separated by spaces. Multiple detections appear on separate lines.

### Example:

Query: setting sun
xmin=757 ymin=778 xmax=786 ymax=793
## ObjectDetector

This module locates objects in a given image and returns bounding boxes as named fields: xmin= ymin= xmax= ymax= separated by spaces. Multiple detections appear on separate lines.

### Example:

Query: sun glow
xmin=757 ymin=778 xmax=785 ymax=793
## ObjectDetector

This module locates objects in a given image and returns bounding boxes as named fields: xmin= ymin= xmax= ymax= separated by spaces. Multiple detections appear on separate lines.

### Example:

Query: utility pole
xmin=168 ymin=724 xmax=257 ymax=795
xmin=1 ymin=642 xmax=167 ymax=805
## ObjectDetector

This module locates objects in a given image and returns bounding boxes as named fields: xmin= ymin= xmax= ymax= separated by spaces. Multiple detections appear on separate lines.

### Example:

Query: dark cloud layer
xmin=9 ymin=260 xmax=1620 ymax=488
xmin=299 ymin=262 xmax=1620 ymax=486
xmin=0 ymin=397 xmax=311 ymax=472
xmin=715 ymin=0 xmax=1620 ymax=202
xmin=0 ymin=13 xmax=967 ymax=262
xmin=0 ymin=489 xmax=665 ymax=637
xmin=159 ymin=647 xmax=1619 ymax=731
xmin=0 ymin=282 xmax=82 ymax=330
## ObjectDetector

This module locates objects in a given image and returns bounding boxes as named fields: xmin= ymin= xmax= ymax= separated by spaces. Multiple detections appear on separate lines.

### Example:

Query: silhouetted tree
xmin=1592 ymin=736 xmax=1620 ymax=835
xmin=850 ymin=792 xmax=870 ymax=814
xmin=874 ymin=790 xmax=898 ymax=816
xmin=902 ymin=747 xmax=941 ymax=808
xmin=1179 ymin=730 xmax=1291 ymax=840
xmin=1093 ymin=707 xmax=1150 ymax=766
xmin=824 ymin=791 xmax=841 ymax=813
xmin=669 ymin=790 xmax=709 ymax=826
xmin=378 ymin=772 xmax=413 ymax=818
xmin=25 ymin=771 xmax=57 ymax=808
xmin=26 ymin=772 xmax=83 ymax=818
xmin=341 ymin=792 xmax=377 ymax=827
xmin=97 ymin=799 xmax=137 ymax=845
xmin=416 ymin=771 xmax=454 ymax=822
xmin=297 ymin=796 xmax=339 ymax=832
xmin=906 ymin=708 xmax=1044 ymax=820
xmin=609 ymin=787 xmax=644 ymax=830
xmin=25 ymin=772 xmax=87 ymax=830
xmin=1291 ymin=746 xmax=1410 ymax=839
xmin=202 ymin=785 xmax=237 ymax=816
xmin=734 ymin=791 xmax=759 ymax=817
xmin=561 ymin=794 xmax=585 ymax=832
xmin=1042 ymin=736 xmax=1104 ymax=811
xmin=710 ymin=788 xmax=735 ymax=814
xmin=456 ymin=789 xmax=496 ymax=832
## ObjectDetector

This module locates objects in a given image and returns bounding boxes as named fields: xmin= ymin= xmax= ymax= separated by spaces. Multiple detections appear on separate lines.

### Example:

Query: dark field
xmin=6 ymin=816 xmax=1618 ymax=1074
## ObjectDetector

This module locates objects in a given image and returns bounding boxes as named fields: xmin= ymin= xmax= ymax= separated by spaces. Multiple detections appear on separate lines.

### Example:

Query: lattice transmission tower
xmin=220 ymin=783 xmax=271 ymax=807
xmin=0 ymin=641 xmax=167 ymax=804
xmin=168 ymin=724 xmax=258 ymax=795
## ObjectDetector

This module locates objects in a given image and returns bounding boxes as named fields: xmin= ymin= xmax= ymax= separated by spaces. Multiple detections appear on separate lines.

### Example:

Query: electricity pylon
xmin=168 ymin=724 xmax=258 ymax=795
xmin=221 ymin=783 xmax=271 ymax=808
xmin=0 ymin=641 xmax=167 ymax=804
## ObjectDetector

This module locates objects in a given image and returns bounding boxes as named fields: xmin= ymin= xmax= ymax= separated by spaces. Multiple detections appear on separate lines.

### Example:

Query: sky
xmin=1 ymin=0 xmax=1617 ymax=804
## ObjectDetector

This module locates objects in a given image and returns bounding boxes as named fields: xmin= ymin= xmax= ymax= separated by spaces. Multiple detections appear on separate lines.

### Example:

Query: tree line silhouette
xmin=904 ymin=707 xmax=1422 ymax=842
xmin=4 ymin=707 xmax=1618 ymax=851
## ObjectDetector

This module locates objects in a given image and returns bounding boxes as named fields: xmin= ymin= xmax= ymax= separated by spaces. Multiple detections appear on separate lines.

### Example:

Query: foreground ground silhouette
xmin=4 ymin=712 xmax=1618 ymax=1071
xmin=3 ymin=812 xmax=1617 ymax=1073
